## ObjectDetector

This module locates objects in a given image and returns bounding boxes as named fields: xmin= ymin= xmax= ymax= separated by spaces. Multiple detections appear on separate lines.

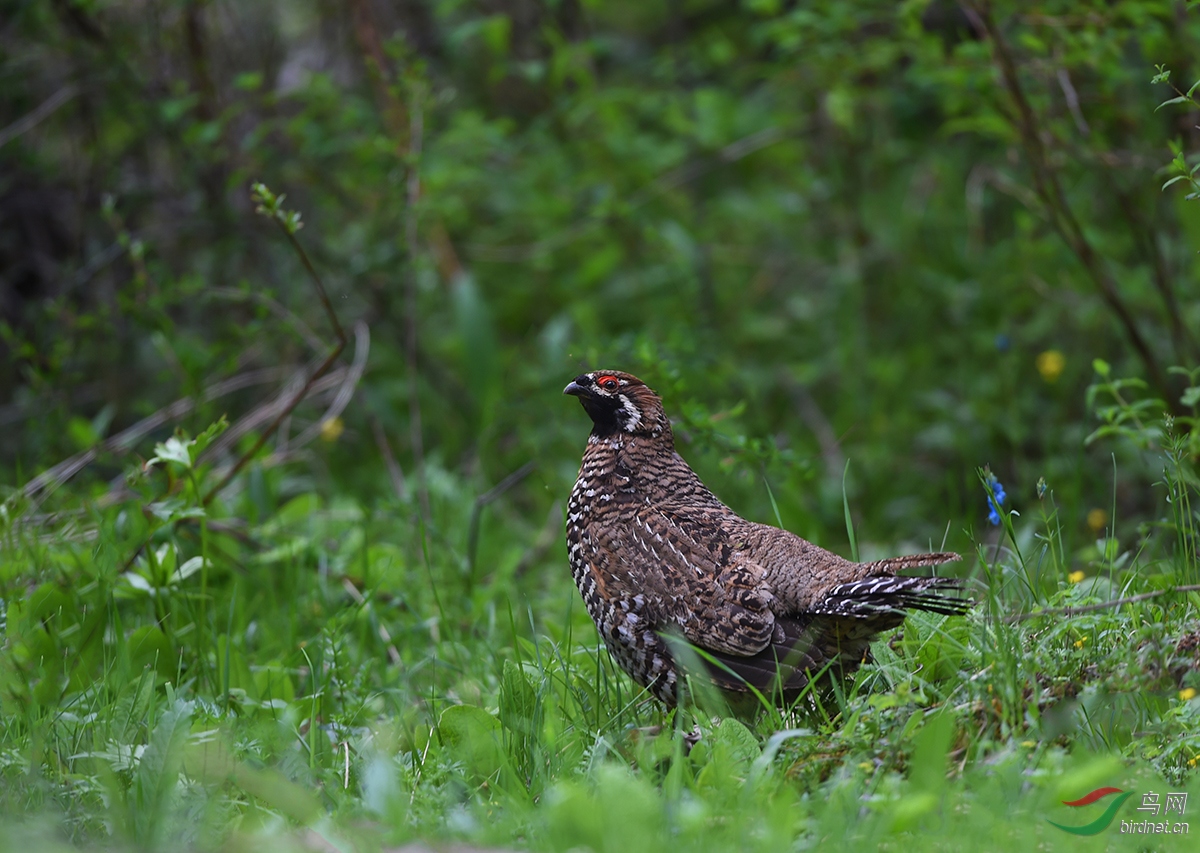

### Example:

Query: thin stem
xmin=1004 ymin=584 xmax=1200 ymax=622
xmin=964 ymin=1 xmax=1171 ymax=407
xmin=201 ymin=200 xmax=347 ymax=505
xmin=405 ymin=80 xmax=431 ymax=522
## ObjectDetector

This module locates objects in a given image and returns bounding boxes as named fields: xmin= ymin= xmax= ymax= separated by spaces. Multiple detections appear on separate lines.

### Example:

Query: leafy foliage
xmin=2 ymin=0 xmax=1200 ymax=850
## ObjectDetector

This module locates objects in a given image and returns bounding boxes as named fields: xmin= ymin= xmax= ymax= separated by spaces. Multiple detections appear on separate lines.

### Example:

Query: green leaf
xmin=121 ymin=571 xmax=155 ymax=595
xmin=709 ymin=718 xmax=760 ymax=766
xmin=146 ymin=499 xmax=205 ymax=523
xmin=693 ymin=717 xmax=761 ymax=787
xmin=132 ymin=699 xmax=193 ymax=848
xmin=909 ymin=711 xmax=954 ymax=794
xmin=498 ymin=660 xmax=540 ymax=737
xmin=127 ymin=625 xmax=173 ymax=675
xmin=191 ymin=416 xmax=229 ymax=458
xmin=67 ymin=416 xmax=99 ymax=450
xmin=438 ymin=705 xmax=504 ymax=780
xmin=173 ymin=556 xmax=207 ymax=583
xmin=842 ymin=461 xmax=859 ymax=563
xmin=1155 ymin=95 xmax=1191 ymax=111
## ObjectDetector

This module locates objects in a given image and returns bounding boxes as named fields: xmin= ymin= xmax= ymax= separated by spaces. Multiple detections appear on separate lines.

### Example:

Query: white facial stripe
xmin=618 ymin=393 xmax=641 ymax=431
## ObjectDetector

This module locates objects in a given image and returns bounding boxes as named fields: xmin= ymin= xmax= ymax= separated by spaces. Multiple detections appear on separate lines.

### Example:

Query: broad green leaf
xmin=438 ymin=704 xmax=504 ymax=780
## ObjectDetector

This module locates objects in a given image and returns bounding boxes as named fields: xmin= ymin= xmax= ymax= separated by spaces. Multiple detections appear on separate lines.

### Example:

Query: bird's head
xmin=564 ymin=370 xmax=671 ymax=440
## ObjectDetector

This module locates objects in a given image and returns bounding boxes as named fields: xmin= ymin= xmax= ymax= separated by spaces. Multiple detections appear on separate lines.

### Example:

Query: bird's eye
xmin=597 ymin=375 xmax=620 ymax=391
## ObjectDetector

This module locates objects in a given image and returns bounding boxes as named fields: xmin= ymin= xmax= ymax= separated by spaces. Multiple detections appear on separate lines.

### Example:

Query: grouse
xmin=564 ymin=370 xmax=969 ymax=707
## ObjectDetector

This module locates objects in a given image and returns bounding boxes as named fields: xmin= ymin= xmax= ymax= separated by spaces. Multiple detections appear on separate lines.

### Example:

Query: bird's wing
xmin=702 ymin=613 xmax=887 ymax=702
xmin=588 ymin=504 xmax=776 ymax=657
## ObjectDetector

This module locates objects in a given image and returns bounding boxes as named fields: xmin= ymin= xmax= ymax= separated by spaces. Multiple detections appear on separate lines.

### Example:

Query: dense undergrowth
xmin=4 ymin=1 xmax=1200 ymax=850
xmin=2 ymin=376 xmax=1199 ymax=851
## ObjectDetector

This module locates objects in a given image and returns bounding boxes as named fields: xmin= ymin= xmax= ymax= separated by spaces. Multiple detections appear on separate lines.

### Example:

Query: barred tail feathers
xmin=815 ymin=573 xmax=971 ymax=619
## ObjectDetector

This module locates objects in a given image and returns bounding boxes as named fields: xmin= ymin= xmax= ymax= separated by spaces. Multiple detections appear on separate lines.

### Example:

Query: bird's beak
xmin=563 ymin=380 xmax=587 ymax=397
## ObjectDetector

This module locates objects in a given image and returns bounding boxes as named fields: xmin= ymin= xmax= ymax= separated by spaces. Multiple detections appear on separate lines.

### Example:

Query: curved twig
xmin=0 ymin=83 xmax=79 ymax=149
xmin=200 ymin=189 xmax=350 ymax=504
xmin=15 ymin=363 xmax=289 ymax=509
xmin=291 ymin=321 xmax=370 ymax=447
xmin=961 ymin=0 xmax=1170 ymax=405
xmin=1003 ymin=584 xmax=1200 ymax=623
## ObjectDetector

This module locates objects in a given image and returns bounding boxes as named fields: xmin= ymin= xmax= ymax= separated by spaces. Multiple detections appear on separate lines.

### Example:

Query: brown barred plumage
xmin=564 ymin=370 xmax=970 ymax=706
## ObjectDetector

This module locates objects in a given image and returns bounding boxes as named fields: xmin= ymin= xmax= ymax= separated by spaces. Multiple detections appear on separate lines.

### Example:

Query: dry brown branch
xmin=466 ymin=461 xmax=537 ymax=580
xmin=961 ymin=1 xmax=1171 ymax=405
xmin=1054 ymin=66 xmax=1090 ymax=137
xmin=291 ymin=321 xmax=371 ymax=447
xmin=201 ymin=365 xmax=347 ymax=459
xmin=1003 ymin=584 xmax=1200 ymax=623
xmin=784 ymin=379 xmax=844 ymax=485
xmin=371 ymin=415 xmax=407 ymax=500
xmin=347 ymin=0 xmax=409 ymax=152
xmin=201 ymin=186 xmax=349 ymax=504
xmin=0 ymin=83 xmax=79 ymax=148
xmin=15 ymin=363 xmax=290 ymax=510
xmin=965 ymin=164 xmax=1049 ymax=255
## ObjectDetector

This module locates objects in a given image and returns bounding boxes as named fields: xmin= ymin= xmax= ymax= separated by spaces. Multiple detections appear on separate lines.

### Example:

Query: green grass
xmin=2 ymin=403 xmax=1199 ymax=852
xmin=6 ymin=2 xmax=1200 ymax=848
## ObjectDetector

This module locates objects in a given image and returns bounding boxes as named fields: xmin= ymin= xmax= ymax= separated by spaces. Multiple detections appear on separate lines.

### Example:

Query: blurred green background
xmin=5 ymin=0 xmax=1198 ymax=550
xmin=3 ymin=1 xmax=1200 ymax=849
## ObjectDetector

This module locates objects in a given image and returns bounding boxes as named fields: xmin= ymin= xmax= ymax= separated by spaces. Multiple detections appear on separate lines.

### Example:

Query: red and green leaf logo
xmin=1048 ymin=787 xmax=1134 ymax=836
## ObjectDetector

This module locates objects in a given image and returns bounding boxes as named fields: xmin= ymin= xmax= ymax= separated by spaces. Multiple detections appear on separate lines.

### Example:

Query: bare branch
xmin=15 ymin=362 xmax=289 ymax=509
xmin=1055 ymin=67 xmax=1090 ymax=137
xmin=0 ymin=84 xmax=79 ymax=149
xmin=371 ymin=415 xmax=407 ymax=501
xmin=963 ymin=1 xmax=1170 ymax=405
xmin=202 ymin=187 xmax=351 ymax=504
xmin=1004 ymin=585 xmax=1200 ymax=623
xmin=290 ymin=321 xmax=370 ymax=447
xmin=467 ymin=461 xmax=538 ymax=580
xmin=202 ymin=364 xmax=347 ymax=459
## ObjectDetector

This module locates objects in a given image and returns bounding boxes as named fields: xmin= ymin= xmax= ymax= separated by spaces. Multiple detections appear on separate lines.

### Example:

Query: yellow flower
xmin=1180 ymin=688 xmax=1197 ymax=701
xmin=1036 ymin=349 xmax=1066 ymax=383
xmin=1074 ymin=636 xmax=1088 ymax=649
xmin=1190 ymin=757 xmax=1198 ymax=768
xmin=1086 ymin=508 xmax=1108 ymax=532
xmin=320 ymin=416 xmax=345 ymax=442
xmin=1068 ymin=570 xmax=1085 ymax=583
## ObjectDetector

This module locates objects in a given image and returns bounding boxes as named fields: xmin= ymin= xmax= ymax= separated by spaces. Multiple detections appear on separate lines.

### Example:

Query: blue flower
xmin=985 ymin=474 xmax=1007 ymax=526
